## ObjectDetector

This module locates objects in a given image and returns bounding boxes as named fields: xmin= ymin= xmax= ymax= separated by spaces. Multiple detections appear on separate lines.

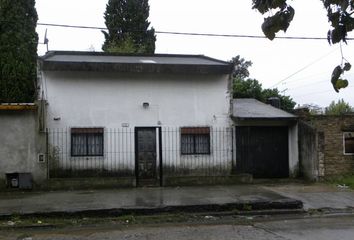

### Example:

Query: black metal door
xmin=135 ymin=128 xmax=157 ymax=185
xmin=236 ymin=126 xmax=289 ymax=178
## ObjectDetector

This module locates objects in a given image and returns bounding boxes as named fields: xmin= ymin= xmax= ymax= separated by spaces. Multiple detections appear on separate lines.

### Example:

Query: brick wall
xmin=308 ymin=115 xmax=354 ymax=176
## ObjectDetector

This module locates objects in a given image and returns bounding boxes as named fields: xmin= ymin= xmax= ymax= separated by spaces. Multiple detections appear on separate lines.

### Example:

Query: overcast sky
xmin=35 ymin=0 xmax=354 ymax=108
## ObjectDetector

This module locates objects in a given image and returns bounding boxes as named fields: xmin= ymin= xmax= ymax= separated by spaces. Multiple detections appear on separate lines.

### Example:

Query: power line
xmin=36 ymin=22 xmax=354 ymax=41
xmin=38 ymin=22 xmax=106 ymax=30
xmin=280 ymin=71 xmax=353 ymax=97
xmin=286 ymin=79 xmax=328 ymax=91
xmin=293 ymin=89 xmax=333 ymax=98
xmin=270 ymin=47 xmax=339 ymax=88
xmin=293 ymin=85 xmax=354 ymax=98
xmin=34 ymin=21 xmax=354 ymax=99
xmin=286 ymin=71 xmax=354 ymax=90
xmin=280 ymin=71 xmax=329 ymax=86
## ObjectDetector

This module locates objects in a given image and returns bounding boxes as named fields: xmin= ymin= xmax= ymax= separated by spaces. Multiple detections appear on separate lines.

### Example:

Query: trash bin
xmin=6 ymin=173 xmax=18 ymax=188
xmin=6 ymin=173 xmax=33 ymax=190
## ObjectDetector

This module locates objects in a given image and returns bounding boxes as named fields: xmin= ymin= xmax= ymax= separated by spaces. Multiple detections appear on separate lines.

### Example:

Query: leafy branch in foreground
xmin=251 ymin=0 xmax=354 ymax=92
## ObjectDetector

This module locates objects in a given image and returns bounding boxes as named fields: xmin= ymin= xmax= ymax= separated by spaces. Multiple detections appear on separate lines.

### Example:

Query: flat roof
xmin=40 ymin=51 xmax=233 ymax=74
xmin=232 ymin=99 xmax=297 ymax=120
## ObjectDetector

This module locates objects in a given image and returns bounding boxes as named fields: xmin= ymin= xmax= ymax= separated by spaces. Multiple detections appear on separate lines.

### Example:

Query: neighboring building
xmin=38 ymin=51 xmax=234 ymax=186
xmin=0 ymin=104 xmax=46 ymax=189
xmin=304 ymin=115 xmax=354 ymax=177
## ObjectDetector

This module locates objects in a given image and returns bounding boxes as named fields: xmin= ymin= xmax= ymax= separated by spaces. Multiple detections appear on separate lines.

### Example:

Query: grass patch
xmin=241 ymin=204 xmax=252 ymax=211
xmin=326 ymin=174 xmax=354 ymax=189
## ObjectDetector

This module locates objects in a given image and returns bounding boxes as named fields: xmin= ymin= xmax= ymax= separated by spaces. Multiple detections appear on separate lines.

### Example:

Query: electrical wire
xmin=35 ymin=22 xmax=354 ymax=41
xmin=280 ymin=72 xmax=329 ymax=86
xmin=32 ymin=21 xmax=354 ymax=101
xmin=293 ymin=85 xmax=354 ymax=98
xmin=283 ymin=72 xmax=353 ymax=95
xmin=270 ymin=47 xmax=339 ymax=88
xmin=286 ymin=79 xmax=328 ymax=90
xmin=286 ymin=71 xmax=354 ymax=89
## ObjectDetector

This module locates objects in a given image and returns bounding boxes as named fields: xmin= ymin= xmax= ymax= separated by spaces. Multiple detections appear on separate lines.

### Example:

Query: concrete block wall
xmin=0 ymin=109 xmax=47 ymax=188
xmin=308 ymin=115 xmax=354 ymax=177
xmin=298 ymin=121 xmax=318 ymax=180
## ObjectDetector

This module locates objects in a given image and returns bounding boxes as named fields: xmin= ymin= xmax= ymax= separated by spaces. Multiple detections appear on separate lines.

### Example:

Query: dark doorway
xmin=235 ymin=126 xmax=289 ymax=178
xmin=135 ymin=127 xmax=160 ymax=186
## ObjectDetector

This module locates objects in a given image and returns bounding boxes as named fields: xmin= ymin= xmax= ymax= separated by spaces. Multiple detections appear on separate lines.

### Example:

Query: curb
xmin=307 ymin=207 xmax=354 ymax=215
xmin=0 ymin=198 xmax=303 ymax=220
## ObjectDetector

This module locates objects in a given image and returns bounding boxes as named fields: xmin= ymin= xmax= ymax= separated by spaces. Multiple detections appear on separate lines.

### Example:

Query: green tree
xmin=0 ymin=0 xmax=38 ymax=103
xmin=102 ymin=0 xmax=156 ymax=54
xmin=251 ymin=0 xmax=353 ymax=92
xmin=233 ymin=78 xmax=264 ymax=100
xmin=261 ymin=88 xmax=296 ymax=112
xmin=231 ymin=55 xmax=252 ymax=80
xmin=301 ymin=103 xmax=324 ymax=115
xmin=231 ymin=55 xmax=296 ymax=112
xmin=325 ymin=99 xmax=353 ymax=115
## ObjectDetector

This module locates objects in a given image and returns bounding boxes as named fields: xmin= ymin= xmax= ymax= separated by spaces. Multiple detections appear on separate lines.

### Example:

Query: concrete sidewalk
xmin=264 ymin=183 xmax=354 ymax=211
xmin=1 ymin=183 xmax=353 ymax=218
xmin=0 ymin=185 xmax=303 ymax=218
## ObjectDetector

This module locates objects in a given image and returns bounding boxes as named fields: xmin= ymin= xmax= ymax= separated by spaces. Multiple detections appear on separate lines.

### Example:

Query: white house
xmin=38 ymin=51 xmax=300 ymax=187
xmin=38 ymin=51 xmax=234 ymax=186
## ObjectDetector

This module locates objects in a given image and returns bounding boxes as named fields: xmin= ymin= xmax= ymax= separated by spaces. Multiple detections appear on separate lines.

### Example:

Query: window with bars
xmin=180 ymin=127 xmax=210 ymax=155
xmin=344 ymin=132 xmax=354 ymax=155
xmin=71 ymin=128 xmax=104 ymax=157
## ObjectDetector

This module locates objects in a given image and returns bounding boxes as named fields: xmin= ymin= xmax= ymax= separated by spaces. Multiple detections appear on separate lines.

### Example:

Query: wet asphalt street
xmin=2 ymin=214 xmax=354 ymax=240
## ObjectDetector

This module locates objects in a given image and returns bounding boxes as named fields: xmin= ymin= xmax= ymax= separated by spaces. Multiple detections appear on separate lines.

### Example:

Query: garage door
xmin=235 ymin=126 xmax=289 ymax=178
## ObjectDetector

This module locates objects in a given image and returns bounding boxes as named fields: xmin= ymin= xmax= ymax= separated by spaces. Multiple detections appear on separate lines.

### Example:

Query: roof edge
xmin=39 ymin=51 xmax=232 ymax=65
xmin=232 ymin=116 xmax=298 ymax=121
xmin=232 ymin=98 xmax=298 ymax=119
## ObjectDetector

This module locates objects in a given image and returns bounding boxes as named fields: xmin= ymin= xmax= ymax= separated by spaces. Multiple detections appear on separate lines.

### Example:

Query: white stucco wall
xmin=42 ymin=71 xmax=231 ymax=128
xmin=42 ymin=71 xmax=233 ymax=176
